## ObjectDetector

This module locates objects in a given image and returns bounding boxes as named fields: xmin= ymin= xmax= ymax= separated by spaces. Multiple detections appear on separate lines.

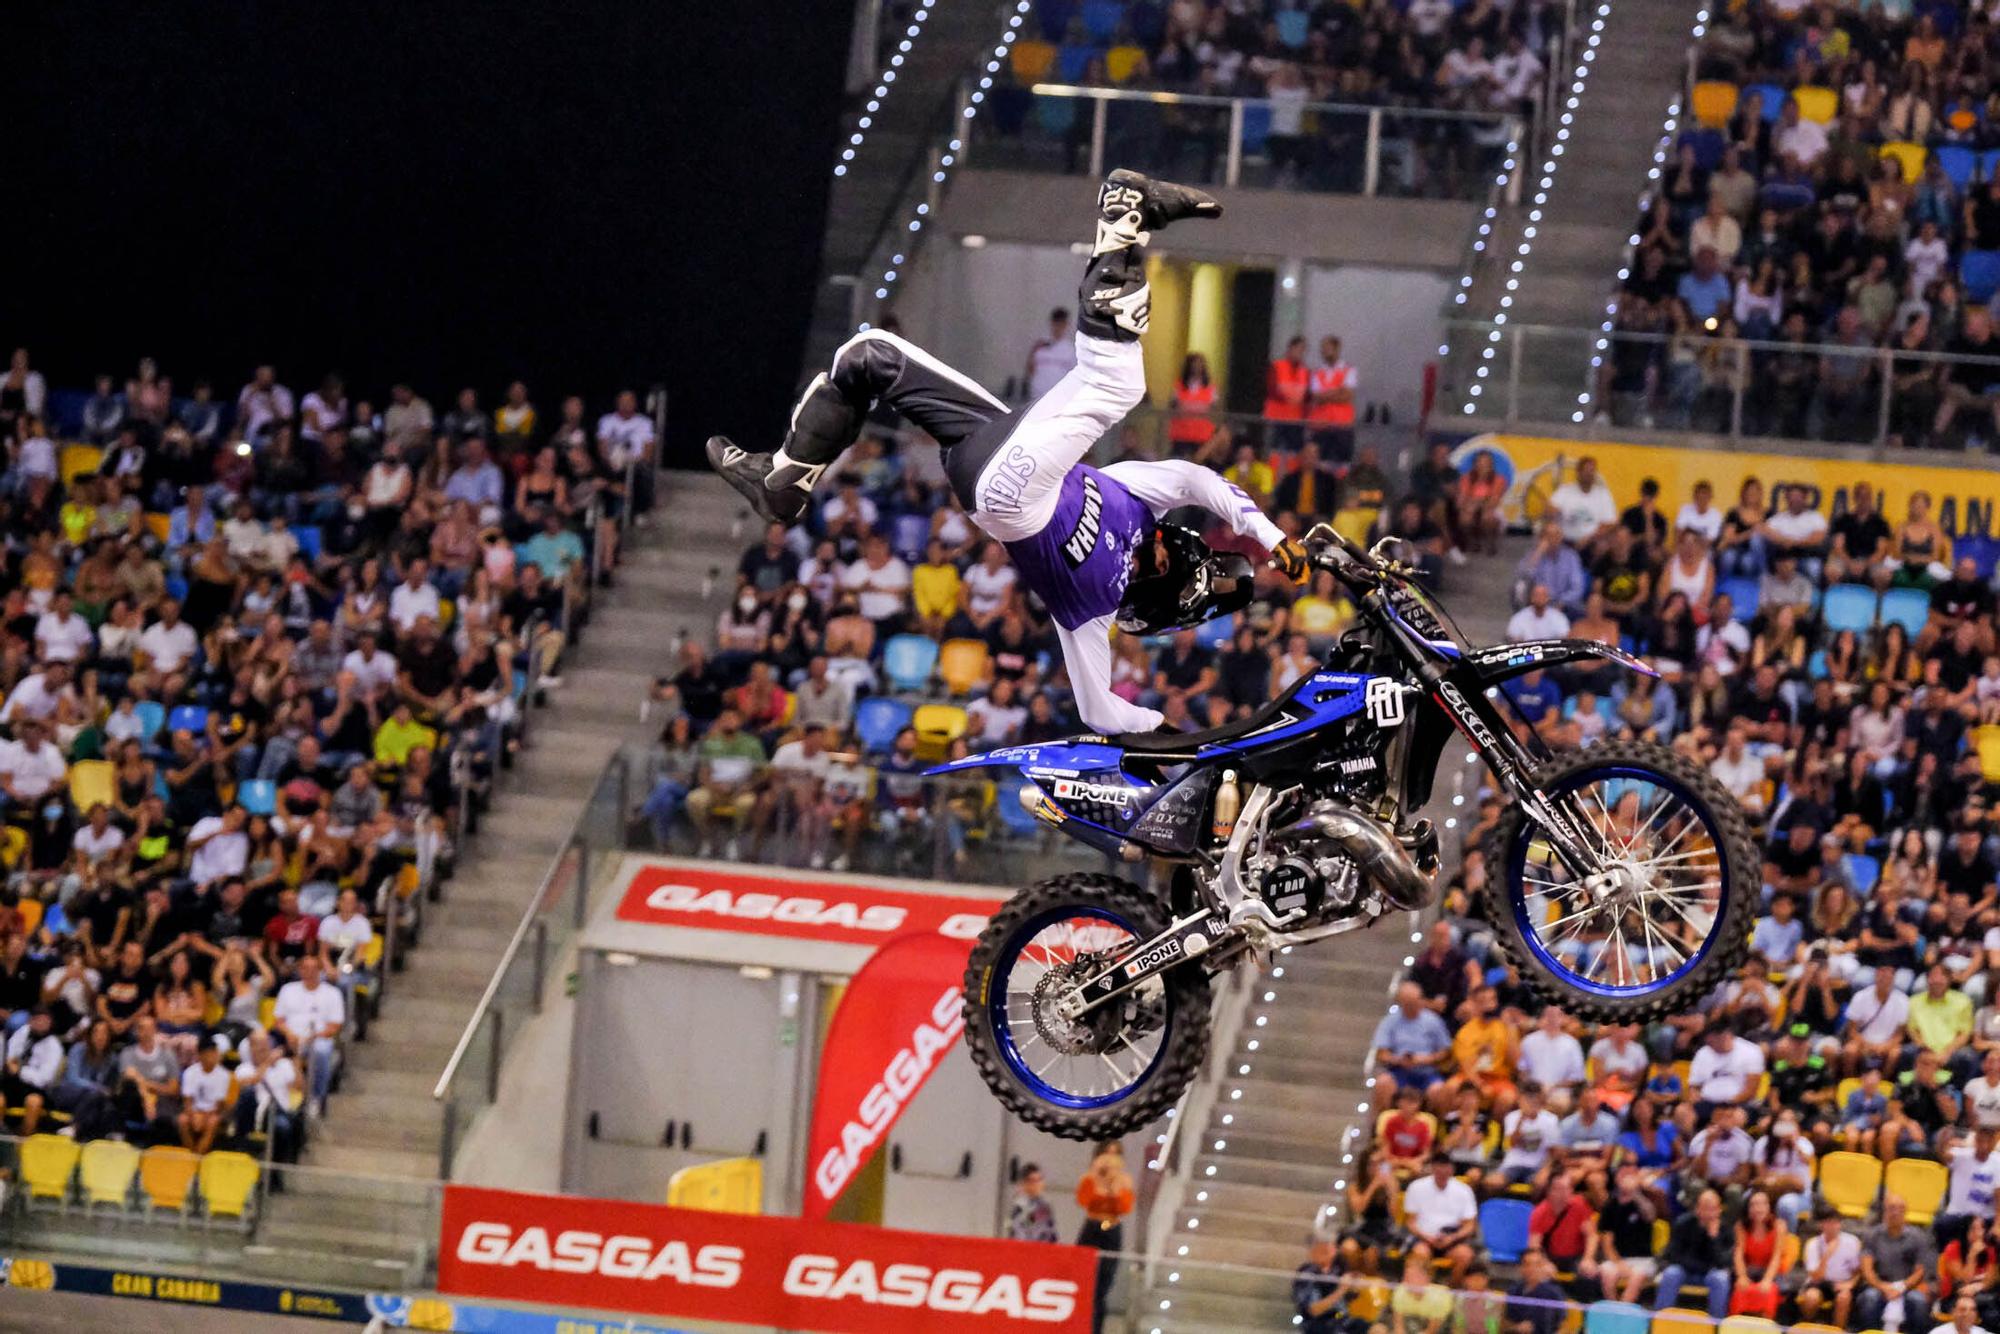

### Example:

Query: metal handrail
xmin=1445 ymin=316 xmax=2000 ymax=370
xmin=430 ymin=752 xmax=626 ymax=1103
xmin=1026 ymin=80 xmax=1527 ymax=129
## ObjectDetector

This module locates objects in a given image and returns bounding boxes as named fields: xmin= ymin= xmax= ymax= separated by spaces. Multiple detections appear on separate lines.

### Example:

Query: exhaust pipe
xmin=1293 ymin=803 xmax=1434 ymax=911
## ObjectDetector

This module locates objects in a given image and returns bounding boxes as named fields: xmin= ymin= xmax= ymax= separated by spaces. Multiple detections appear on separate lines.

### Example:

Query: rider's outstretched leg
xmin=709 ymin=330 xmax=1008 ymax=524
xmin=1075 ymin=168 xmax=1220 ymax=343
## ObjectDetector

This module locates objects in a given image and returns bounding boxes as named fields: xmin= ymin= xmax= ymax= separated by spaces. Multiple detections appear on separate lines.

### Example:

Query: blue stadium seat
xmin=1275 ymin=8 xmax=1310 ymax=47
xmin=1938 ymin=146 xmax=1979 ymax=191
xmin=855 ymin=696 xmax=914 ymax=755
xmin=1080 ymin=0 xmax=1122 ymax=42
xmin=1956 ymin=534 xmax=2000 ymax=578
xmin=882 ymin=635 xmax=939 ymax=694
xmin=134 ymin=700 xmax=166 ymax=741
xmin=1717 ymin=576 xmax=1759 ymax=622
xmin=1807 ymin=648 xmax=1827 ymax=679
xmin=1880 ymin=587 xmax=1931 ymax=636
xmin=1844 ymin=853 xmax=1881 ymax=893
xmin=167 ymin=705 xmax=208 ymax=735
xmin=1056 ymin=43 xmax=1102 ymax=83
xmin=1240 ymin=101 xmax=1272 ymax=156
xmin=1744 ymin=82 xmax=1787 ymax=121
xmin=1585 ymin=1302 xmax=1651 ymax=1334
xmin=1964 ymin=250 xmax=2000 ymax=304
xmin=1195 ymin=613 xmax=1235 ymax=651
xmin=237 ymin=780 xmax=276 ymax=816
xmin=1678 ymin=127 xmax=1725 ymax=171
xmin=1982 ymin=148 xmax=2000 ymax=183
xmin=293 ymin=524 xmax=322 ymax=561
xmin=1480 ymin=1198 xmax=1533 ymax=1264
xmin=164 ymin=575 xmax=189 ymax=603
xmin=1821 ymin=583 xmax=1878 ymax=633
xmin=1033 ymin=94 xmax=1076 ymax=137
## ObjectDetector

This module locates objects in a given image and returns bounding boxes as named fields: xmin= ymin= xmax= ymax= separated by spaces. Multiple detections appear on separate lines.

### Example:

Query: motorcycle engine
xmin=1246 ymin=800 xmax=1365 ymax=923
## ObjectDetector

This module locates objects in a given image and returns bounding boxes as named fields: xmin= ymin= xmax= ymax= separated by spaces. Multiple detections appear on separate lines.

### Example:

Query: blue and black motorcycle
xmin=938 ymin=525 xmax=1755 ymax=1140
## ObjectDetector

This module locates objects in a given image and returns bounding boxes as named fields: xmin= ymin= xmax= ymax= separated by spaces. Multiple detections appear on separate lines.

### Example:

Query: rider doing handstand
xmin=709 ymin=169 xmax=1306 ymax=735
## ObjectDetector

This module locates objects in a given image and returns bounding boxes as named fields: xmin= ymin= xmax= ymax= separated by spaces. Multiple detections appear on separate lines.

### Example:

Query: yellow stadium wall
xmin=1472 ymin=433 xmax=2000 ymax=537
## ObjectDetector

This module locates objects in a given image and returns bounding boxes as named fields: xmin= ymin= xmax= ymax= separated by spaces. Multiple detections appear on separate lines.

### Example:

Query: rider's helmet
xmin=1115 ymin=520 xmax=1255 ymax=636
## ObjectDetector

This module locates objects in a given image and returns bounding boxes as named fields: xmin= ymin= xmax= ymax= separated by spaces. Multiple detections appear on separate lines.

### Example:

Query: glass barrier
xmin=1439 ymin=319 xmax=2000 ymax=453
xmin=970 ymin=84 xmax=1522 ymax=202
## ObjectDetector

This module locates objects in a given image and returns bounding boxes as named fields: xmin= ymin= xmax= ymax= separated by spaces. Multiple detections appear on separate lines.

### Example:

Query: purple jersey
xmin=1002 ymin=464 xmax=1152 ymax=631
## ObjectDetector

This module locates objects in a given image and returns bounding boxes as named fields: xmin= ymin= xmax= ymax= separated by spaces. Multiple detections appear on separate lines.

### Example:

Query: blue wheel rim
xmin=989 ymin=904 xmax=1170 ymax=1110
xmin=1506 ymin=764 xmax=1730 ymax=999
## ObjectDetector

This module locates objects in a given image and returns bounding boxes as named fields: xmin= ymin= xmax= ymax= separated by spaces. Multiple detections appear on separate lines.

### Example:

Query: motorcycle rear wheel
xmin=1478 ymin=738 xmax=1756 ymax=1023
xmin=962 ymin=872 xmax=1212 ymax=1142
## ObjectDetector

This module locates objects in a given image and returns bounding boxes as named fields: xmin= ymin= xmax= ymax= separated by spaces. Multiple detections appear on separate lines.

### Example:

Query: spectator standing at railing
xmin=1265 ymin=336 xmax=1311 ymax=452
xmin=1024 ymin=309 xmax=1077 ymax=402
xmin=1169 ymin=353 xmax=1216 ymax=452
xmin=1307 ymin=335 xmax=1358 ymax=462
xmin=1006 ymin=1163 xmax=1060 ymax=1244
xmin=1074 ymin=1141 xmax=1133 ymax=1334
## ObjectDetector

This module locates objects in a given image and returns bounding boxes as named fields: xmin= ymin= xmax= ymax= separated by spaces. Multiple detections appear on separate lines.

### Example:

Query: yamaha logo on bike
xmin=1364 ymin=678 xmax=1407 ymax=727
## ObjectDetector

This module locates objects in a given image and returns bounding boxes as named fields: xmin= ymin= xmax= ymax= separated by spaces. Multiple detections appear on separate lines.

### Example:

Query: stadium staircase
xmin=249 ymin=474 xmax=737 ymax=1286
xmin=1137 ymin=546 xmax=1520 ymax=1334
xmin=1454 ymin=0 xmax=1705 ymax=426
xmin=801 ymin=0 xmax=1001 ymax=374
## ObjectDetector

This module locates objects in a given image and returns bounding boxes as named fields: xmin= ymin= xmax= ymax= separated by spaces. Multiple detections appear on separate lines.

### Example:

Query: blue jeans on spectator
xmin=1653 ymin=1266 xmax=1729 ymax=1318
xmin=1856 ymin=1287 xmax=1929 ymax=1331
xmin=641 ymin=779 xmax=689 ymax=845
xmin=1717 ymin=535 xmax=1767 ymax=580
xmin=258 ymin=735 xmax=298 ymax=782
xmin=302 ymin=1035 xmax=338 ymax=1106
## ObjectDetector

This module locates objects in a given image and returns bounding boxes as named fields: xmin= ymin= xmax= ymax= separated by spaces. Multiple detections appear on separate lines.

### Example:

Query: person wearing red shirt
xmin=1382 ymin=1083 xmax=1438 ymax=1177
xmin=1528 ymin=1174 xmax=1597 ymax=1273
xmin=260 ymin=886 xmax=320 ymax=968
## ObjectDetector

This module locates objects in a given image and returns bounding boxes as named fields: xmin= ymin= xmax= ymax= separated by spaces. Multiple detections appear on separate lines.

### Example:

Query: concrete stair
xmin=1445 ymin=0 xmax=1707 ymax=426
xmin=803 ymin=0 xmax=1004 ymax=373
xmin=255 ymin=471 xmax=740 ymax=1280
xmin=1136 ymin=547 xmax=1522 ymax=1334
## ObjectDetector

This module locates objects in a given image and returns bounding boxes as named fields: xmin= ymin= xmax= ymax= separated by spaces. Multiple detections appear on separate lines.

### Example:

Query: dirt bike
xmin=935 ymin=524 xmax=1755 ymax=1140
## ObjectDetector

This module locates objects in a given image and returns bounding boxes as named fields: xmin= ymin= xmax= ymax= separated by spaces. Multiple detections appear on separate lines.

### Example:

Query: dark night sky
xmin=0 ymin=2 xmax=853 ymax=459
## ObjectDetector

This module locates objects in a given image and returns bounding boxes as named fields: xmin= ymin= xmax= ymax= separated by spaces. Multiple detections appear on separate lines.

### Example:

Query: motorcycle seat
xmin=1112 ymin=691 xmax=1293 ymax=756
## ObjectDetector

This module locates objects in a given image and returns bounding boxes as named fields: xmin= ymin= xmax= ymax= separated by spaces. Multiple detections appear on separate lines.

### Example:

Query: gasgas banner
xmin=805 ymin=929 xmax=976 ymax=1217
xmin=615 ymin=861 xmax=1002 ymax=947
xmin=1460 ymin=432 xmax=2000 ymax=535
xmin=437 ymin=1184 xmax=1096 ymax=1333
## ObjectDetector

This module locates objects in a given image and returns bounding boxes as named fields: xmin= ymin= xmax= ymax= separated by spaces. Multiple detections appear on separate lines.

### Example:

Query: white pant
xmin=966 ymin=334 xmax=1145 ymax=543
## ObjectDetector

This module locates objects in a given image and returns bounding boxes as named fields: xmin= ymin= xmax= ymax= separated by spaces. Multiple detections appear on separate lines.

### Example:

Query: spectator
xmin=1857 ymin=1194 xmax=1936 ymax=1331
xmin=1655 ymin=1188 xmax=1733 ymax=1318
xmin=1401 ymin=1153 xmax=1479 ymax=1283
xmin=1023 ymin=309 xmax=1076 ymax=402
xmin=1372 ymin=980 xmax=1454 ymax=1095
xmin=1006 ymin=1163 xmax=1060 ymax=1243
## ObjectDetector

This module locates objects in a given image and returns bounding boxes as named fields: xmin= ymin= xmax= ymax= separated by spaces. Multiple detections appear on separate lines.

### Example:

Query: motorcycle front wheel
xmin=962 ymin=872 xmax=1212 ymax=1142
xmin=1478 ymin=739 xmax=1756 ymax=1023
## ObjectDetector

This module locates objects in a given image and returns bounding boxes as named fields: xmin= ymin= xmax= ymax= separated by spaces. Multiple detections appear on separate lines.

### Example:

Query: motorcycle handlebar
xmin=1304 ymin=524 xmax=1392 ymax=592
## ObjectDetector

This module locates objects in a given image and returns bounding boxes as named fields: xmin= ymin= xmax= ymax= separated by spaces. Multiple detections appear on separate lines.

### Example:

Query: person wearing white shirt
xmin=1845 ymin=967 xmax=1912 ymax=1066
xmin=1 ymin=1009 xmax=65 ymax=1134
xmin=17 ymin=430 xmax=57 ymax=484
xmin=1507 ymin=585 xmax=1572 ymax=642
xmin=1708 ymin=726 xmax=1767 ymax=814
xmin=137 ymin=602 xmax=199 ymax=673
xmin=1966 ymin=1050 xmax=2000 ymax=1130
xmin=0 ymin=719 xmax=66 ymax=805
xmin=34 ymin=594 xmax=94 ymax=663
xmin=272 ymin=957 xmax=345 ymax=1117
xmin=1547 ymin=458 xmax=1620 ymax=549
xmin=236 ymin=366 xmax=296 ymax=440
xmin=1908 ymin=222 xmax=1952 ymax=294
xmin=1775 ymin=110 xmax=1829 ymax=167
xmin=388 ymin=561 xmax=442 ymax=633
xmin=1517 ymin=1007 xmax=1587 ymax=1105
xmin=1024 ymin=310 xmax=1078 ymax=400
xmin=1500 ymin=1086 xmax=1564 ymax=1184
xmin=2 ymin=663 xmax=72 ymax=723
xmin=232 ymin=1026 xmax=300 ymax=1148
xmin=186 ymin=808 xmax=250 ymax=886
xmin=1689 ymin=1024 xmax=1767 ymax=1107
xmin=840 ymin=536 xmax=913 ymax=624
xmin=71 ymin=805 xmax=126 ymax=866
xmin=595 ymin=391 xmax=657 ymax=470
xmin=1942 ymin=1127 xmax=2000 ymax=1234
xmin=1675 ymin=482 xmax=1724 ymax=544
xmin=1685 ymin=1103 xmax=1755 ymax=1191
xmin=1400 ymin=1155 xmax=1480 ymax=1276
xmin=1799 ymin=1208 xmax=1863 ymax=1328
xmin=176 ymin=1044 xmax=235 ymax=1153
xmin=221 ymin=503 xmax=270 ymax=565
xmin=341 ymin=633 xmax=400 ymax=695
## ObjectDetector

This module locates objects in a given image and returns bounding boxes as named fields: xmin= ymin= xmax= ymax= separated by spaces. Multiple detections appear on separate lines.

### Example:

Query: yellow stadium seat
xmin=911 ymin=703 xmax=968 ymax=762
xmin=1720 ymin=1319 xmax=1781 ymax=1334
xmin=1835 ymin=1076 xmax=1862 ymax=1109
xmin=199 ymin=1151 xmax=261 ymax=1226
xmin=79 ymin=1139 xmax=140 ymax=1213
xmin=59 ymin=445 xmax=104 ymax=486
xmin=1105 ymin=44 xmax=1146 ymax=84
xmin=1011 ymin=39 xmax=1057 ymax=84
xmin=15 ymin=897 xmax=42 ymax=939
xmin=140 ymin=1146 xmax=201 ymax=1219
xmin=18 ymin=1133 xmax=79 ymax=1207
xmin=258 ymin=996 xmax=277 ymax=1028
xmin=0 ymin=825 xmax=26 ymax=871
xmin=1884 ymin=1156 xmax=1948 ymax=1224
xmin=1819 ymin=1151 xmax=1885 ymax=1219
xmin=1977 ymin=724 xmax=2000 ymax=783
xmin=1692 ymin=80 xmax=1739 ymax=128
xmin=1349 ymin=1283 xmax=1389 ymax=1322
xmin=69 ymin=759 xmax=115 ymax=813
xmin=1652 ymin=1216 xmax=1671 ymax=1255
xmin=1332 ymin=507 xmax=1378 ymax=549
xmin=667 ymin=1156 xmax=763 ymax=1214
xmin=1793 ymin=1325 xmax=1850 ymax=1334
xmin=1880 ymin=141 xmax=1926 ymax=182
xmin=937 ymin=638 xmax=993 ymax=695
xmin=143 ymin=512 xmax=172 ymax=544
xmin=1793 ymin=86 xmax=1837 ymax=123
xmin=1655 ymin=1310 xmax=1713 ymax=1334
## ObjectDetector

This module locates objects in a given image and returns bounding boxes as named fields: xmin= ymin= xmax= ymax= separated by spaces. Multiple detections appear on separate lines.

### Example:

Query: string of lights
xmin=857 ymin=0 xmax=1035 ymax=328
xmin=1577 ymin=9 xmax=1709 ymax=423
xmin=834 ymin=0 xmax=940 ymax=181
xmin=1436 ymin=4 xmax=1613 ymax=417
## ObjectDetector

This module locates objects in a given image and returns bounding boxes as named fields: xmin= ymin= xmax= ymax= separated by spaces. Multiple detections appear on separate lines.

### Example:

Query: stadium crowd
xmin=1311 ymin=449 xmax=2000 ymax=1333
xmin=979 ymin=0 xmax=1544 ymax=193
xmin=0 ymin=346 xmax=649 ymax=1187
xmin=1606 ymin=0 xmax=2000 ymax=445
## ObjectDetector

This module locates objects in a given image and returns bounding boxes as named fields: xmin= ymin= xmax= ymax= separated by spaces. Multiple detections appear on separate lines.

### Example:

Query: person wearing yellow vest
xmin=1308 ymin=334 xmax=1357 ymax=461
xmin=1263 ymin=336 xmax=1310 ymax=451
xmin=1170 ymin=352 xmax=1216 ymax=451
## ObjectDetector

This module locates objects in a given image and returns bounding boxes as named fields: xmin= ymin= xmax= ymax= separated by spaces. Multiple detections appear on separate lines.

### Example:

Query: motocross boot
xmin=1078 ymin=169 xmax=1223 ymax=343
xmin=706 ymin=367 xmax=862 ymax=526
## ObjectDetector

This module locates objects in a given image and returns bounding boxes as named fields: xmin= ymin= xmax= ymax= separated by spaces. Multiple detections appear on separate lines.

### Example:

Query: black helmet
xmin=1115 ymin=521 xmax=1254 ymax=635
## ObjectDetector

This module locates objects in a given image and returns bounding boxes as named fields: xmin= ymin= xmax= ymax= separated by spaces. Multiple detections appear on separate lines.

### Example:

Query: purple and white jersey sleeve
xmin=1101 ymin=458 xmax=1286 ymax=553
